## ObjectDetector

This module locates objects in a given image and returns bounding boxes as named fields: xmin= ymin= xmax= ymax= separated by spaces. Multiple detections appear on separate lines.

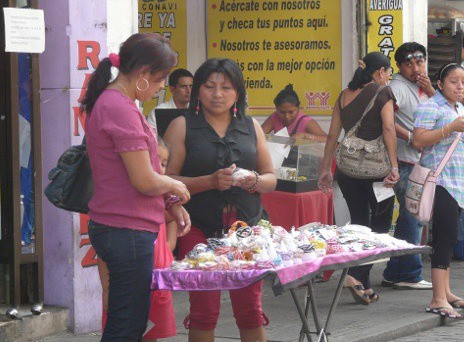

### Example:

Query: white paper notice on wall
xmin=3 ymin=7 xmax=45 ymax=53
xmin=372 ymin=182 xmax=395 ymax=203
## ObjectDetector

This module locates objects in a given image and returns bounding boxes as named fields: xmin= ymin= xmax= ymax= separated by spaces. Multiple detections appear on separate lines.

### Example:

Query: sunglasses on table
xmin=404 ymin=53 xmax=425 ymax=62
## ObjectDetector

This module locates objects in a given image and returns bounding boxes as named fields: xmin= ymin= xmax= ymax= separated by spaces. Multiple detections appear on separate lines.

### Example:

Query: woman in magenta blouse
xmin=261 ymin=84 xmax=327 ymax=142
xmin=81 ymin=33 xmax=191 ymax=341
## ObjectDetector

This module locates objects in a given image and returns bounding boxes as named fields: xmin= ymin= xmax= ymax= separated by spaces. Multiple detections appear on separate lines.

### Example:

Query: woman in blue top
xmin=413 ymin=63 xmax=464 ymax=319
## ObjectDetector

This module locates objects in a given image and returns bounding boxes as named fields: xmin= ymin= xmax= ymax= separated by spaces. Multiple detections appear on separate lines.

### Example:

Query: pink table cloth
xmin=152 ymin=246 xmax=430 ymax=295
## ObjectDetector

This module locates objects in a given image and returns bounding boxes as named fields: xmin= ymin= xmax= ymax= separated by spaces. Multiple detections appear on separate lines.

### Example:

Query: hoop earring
xmin=136 ymin=78 xmax=149 ymax=92
xmin=233 ymin=102 xmax=238 ymax=118
xmin=195 ymin=99 xmax=200 ymax=116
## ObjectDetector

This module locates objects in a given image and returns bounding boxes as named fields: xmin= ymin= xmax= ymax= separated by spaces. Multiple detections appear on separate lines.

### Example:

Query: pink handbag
xmin=405 ymin=133 xmax=462 ymax=224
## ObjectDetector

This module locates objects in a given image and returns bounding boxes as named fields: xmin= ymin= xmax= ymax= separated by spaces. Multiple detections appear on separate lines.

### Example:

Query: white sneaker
xmin=393 ymin=280 xmax=433 ymax=290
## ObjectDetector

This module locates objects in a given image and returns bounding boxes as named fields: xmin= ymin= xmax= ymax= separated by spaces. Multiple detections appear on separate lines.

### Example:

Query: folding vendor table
xmin=152 ymin=245 xmax=431 ymax=342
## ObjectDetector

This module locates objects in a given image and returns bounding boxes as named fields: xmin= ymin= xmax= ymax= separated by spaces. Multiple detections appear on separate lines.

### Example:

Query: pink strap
xmin=433 ymin=132 xmax=462 ymax=178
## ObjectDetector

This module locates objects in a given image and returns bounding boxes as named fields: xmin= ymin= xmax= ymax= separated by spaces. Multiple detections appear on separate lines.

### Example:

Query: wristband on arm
xmin=165 ymin=195 xmax=181 ymax=209
xmin=247 ymin=171 xmax=260 ymax=193
xmin=407 ymin=131 xmax=414 ymax=145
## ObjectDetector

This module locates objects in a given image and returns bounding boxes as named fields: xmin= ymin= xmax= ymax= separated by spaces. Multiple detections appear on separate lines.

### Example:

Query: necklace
xmin=115 ymin=82 xmax=130 ymax=98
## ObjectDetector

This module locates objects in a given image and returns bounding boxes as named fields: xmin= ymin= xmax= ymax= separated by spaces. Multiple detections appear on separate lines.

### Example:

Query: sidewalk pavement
xmin=39 ymin=259 xmax=464 ymax=342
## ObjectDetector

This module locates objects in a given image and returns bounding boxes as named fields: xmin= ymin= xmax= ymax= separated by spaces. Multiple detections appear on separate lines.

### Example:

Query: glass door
xmin=0 ymin=0 xmax=43 ymax=306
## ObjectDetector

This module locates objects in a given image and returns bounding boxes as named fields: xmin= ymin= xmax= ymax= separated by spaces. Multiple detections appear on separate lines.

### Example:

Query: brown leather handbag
xmin=335 ymin=86 xmax=391 ymax=179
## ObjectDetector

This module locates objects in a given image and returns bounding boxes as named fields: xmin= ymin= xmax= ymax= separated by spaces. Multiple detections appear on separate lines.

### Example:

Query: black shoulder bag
xmin=44 ymin=137 xmax=93 ymax=213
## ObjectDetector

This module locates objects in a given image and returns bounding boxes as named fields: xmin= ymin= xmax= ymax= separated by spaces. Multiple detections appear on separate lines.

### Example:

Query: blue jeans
xmin=20 ymin=164 xmax=35 ymax=244
xmin=383 ymin=162 xmax=424 ymax=283
xmin=89 ymin=220 xmax=157 ymax=342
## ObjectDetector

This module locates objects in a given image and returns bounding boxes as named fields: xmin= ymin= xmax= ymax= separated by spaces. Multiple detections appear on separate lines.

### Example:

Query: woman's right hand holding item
xmin=212 ymin=164 xmax=236 ymax=190
xmin=167 ymin=177 xmax=190 ymax=203
xmin=383 ymin=167 xmax=400 ymax=187
xmin=318 ymin=170 xmax=333 ymax=193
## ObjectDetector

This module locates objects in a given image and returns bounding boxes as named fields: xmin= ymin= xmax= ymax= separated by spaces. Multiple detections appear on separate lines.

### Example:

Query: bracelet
xmin=247 ymin=170 xmax=260 ymax=193
xmin=165 ymin=194 xmax=181 ymax=210
xmin=407 ymin=131 xmax=413 ymax=145
xmin=441 ymin=126 xmax=445 ymax=139
xmin=391 ymin=167 xmax=399 ymax=172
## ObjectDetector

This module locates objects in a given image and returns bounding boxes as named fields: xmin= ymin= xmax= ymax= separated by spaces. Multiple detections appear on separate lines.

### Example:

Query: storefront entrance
xmin=0 ymin=0 xmax=43 ymax=307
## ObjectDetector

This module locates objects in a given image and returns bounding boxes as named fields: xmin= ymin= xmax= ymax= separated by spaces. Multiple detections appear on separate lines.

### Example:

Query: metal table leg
xmin=307 ymin=280 xmax=322 ymax=332
xmin=299 ymin=281 xmax=314 ymax=342
xmin=290 ymin=288 xmax=313 ymax=342
xmin=323 ymin=268 xmax=348 ymax=334
xmin=296 ymin=268 xmax=349 ymax=341
xmin=298 ymin=287 xmax=310 ymax=342
xmin=299 ymin=282 xmax=313 ymax=342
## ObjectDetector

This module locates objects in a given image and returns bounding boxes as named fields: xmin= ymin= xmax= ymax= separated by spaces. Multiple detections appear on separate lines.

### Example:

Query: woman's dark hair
xmin=187 ymin=58 xmax=247 ymax=118
xmin=436 ymin=63 xmax=464 ymax=83
xmin=347 ymin=52 xmax=391 ymax=90
xmin=81 ymin=33 xmax=177 ymax=115
xmin=273 ymin=84 xmax=300 ymax=107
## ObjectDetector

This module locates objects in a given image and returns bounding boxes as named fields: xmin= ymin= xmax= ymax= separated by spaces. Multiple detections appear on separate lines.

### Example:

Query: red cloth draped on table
xmin=261 ymin=190 xmax=334 ymax=230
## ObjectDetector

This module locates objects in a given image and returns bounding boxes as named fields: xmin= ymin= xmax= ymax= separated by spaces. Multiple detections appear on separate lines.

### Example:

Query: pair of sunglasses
xmin=404 ymin=53 xmax=425 ymax=62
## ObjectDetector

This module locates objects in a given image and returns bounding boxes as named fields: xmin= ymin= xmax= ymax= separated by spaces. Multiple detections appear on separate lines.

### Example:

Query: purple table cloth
xmin=152 ymin=246 xmax=431 ymax=295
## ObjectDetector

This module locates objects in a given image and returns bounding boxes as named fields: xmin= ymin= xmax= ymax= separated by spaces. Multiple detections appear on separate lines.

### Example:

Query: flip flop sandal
xmin=439 ymin=308 xmax=462 ymax=319
xmin=346 ymin=284 xmax=370 ymax=305
xmin=425 ymin=307 xmax=462 ymax=319
xmin=449 ymin=299 xmax=464 ymax=309
xmin=368 ymin=292 xmax=380 ymax=303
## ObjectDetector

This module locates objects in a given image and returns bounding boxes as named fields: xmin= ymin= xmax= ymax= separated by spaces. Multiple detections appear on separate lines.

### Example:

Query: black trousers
xmin=431 ymin=186 xmax=461 ymax=269
xmin=336 ymin=170 xmax=395 ymax=289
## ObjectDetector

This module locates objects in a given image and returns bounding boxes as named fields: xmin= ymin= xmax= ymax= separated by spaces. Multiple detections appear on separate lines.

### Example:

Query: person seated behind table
xmin=261 ymin=84 xmax=327 ymax=142
xmin=147 ymin=68 xmax=193 ymax=128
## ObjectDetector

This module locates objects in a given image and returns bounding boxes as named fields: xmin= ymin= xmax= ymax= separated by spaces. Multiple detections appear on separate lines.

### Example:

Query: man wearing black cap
xmin=382 ymin=42 xmax=435 ymax=290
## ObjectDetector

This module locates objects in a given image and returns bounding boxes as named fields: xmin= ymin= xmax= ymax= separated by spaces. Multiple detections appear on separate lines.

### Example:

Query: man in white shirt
xmin=382 ymin=42 xmax=434 ymax=290
xmin=147 ymin=68 xmax=193 ymax=128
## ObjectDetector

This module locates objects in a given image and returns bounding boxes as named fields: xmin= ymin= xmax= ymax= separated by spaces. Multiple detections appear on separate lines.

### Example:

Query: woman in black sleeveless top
xmin=164 ymin=58 xmax=276 ymax=342
xmin=318 ymin=52 xmax=399 ymax=306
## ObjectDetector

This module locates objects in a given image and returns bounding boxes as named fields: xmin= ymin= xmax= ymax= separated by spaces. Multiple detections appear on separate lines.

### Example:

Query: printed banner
xmin=138 ymin=0 xmax=187 ymax=113
xmin=366 ymin=0 xmax=403 ymax=61
xmin=206 ymin=0 xmax=341 ymax=116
